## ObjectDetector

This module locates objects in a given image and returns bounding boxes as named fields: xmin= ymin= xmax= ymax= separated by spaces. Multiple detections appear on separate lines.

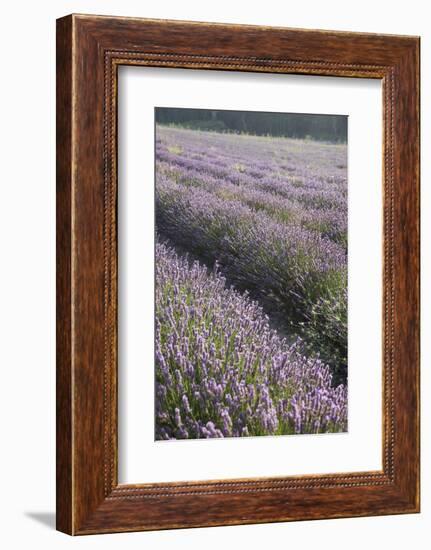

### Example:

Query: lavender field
xmin=154 ymin=116 xmax=348 ymax=440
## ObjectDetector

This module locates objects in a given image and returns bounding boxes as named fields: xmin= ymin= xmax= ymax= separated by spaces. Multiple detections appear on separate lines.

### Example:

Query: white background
xmin=0 ymin=0 xmax=428 ymax=548
xmin=118 ymin=67 xmax=382 ymax=483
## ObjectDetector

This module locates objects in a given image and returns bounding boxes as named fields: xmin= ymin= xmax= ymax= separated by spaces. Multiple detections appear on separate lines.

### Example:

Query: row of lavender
xmin=155 ymin=127 xmax=348 ymax=380
xmin=156 ymin=128 xmax=347 ymax=247
xmin=155 ymin=241 xmax=347 ymax=439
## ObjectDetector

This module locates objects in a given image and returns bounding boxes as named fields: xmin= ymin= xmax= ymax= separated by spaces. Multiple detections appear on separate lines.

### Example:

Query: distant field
xmin=154 ymin=125 xmax=348 ymax=440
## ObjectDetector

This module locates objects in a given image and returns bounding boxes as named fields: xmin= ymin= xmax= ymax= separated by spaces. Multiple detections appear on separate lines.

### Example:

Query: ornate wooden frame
xmin=56 ymin=14 xmax=420 ymax=535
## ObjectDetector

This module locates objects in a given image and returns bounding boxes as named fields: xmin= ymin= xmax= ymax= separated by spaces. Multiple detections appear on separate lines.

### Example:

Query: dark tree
xmin=155 ymin=107 xmax=347 ymax=143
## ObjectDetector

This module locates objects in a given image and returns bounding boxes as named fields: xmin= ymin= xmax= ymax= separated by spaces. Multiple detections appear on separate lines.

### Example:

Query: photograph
xmin=154 ymin=107 xmax=349 ymax=440
xmin=0 ymin=1 xmax=423 ymax=543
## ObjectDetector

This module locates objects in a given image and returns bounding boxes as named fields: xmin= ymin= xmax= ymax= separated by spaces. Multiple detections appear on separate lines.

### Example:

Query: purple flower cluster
xmin=157 ymin=126 xmax=347 ymax=216
xmin=155 ymin=127 xmax=348 ymax=376
xmin=155 ymin=241 xmax=347 ymax=439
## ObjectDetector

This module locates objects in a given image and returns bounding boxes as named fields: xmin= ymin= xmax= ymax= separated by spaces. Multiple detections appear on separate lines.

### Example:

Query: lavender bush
xmin=155 ymin=127 xmax=348 ymax=379
xmin=155 ymin=241 xmax=347 ymax=439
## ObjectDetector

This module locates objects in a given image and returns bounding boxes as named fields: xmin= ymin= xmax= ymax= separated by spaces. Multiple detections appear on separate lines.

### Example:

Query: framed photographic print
xmin=56 ymin=14 xmax=420 ymax=535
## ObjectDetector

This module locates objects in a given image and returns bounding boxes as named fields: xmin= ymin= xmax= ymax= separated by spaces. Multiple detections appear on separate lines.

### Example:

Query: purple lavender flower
xmin=155 ymin=241 xmax=347 ymax=440
xmin=154 ymin=125 xmax=348 ymax=439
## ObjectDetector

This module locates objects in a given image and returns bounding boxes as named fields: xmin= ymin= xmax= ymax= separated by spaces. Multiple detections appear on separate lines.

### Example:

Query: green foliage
xmin=155 ymin=107 xmax=347 ymax=142
xmin=301 ymin=286 xmax=348 ymax=385
xmin=173 ymin=119 xmax=227 ymax=132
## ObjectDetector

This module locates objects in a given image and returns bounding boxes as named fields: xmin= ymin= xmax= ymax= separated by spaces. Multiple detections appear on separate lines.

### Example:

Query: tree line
xmin=156 ymin=107 xmax=347 ymax=143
